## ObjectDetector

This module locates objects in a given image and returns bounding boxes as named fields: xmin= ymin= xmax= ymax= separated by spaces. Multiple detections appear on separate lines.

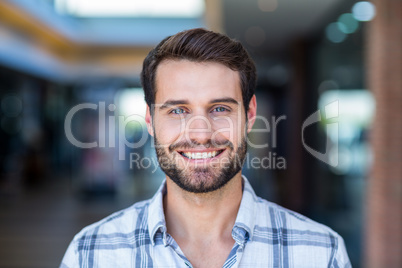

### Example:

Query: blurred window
xmin=55 ymin=0 xmax=205 ymax=18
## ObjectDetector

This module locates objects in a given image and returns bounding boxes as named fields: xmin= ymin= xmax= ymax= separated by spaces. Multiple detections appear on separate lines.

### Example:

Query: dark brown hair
xmin=141 ymin=28 xmax=256 ymax=112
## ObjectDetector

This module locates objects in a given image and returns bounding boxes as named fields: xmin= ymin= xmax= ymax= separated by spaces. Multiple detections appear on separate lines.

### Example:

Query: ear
xmin=246 ymin=95 xmax=257 ymax=133
xmin=145 ymin=105 xmax=154 ymax=137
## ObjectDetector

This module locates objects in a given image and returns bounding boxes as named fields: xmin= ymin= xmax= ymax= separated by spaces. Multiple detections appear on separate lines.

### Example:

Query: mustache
xmin=168 ymin=139 xmax=234 ymax=152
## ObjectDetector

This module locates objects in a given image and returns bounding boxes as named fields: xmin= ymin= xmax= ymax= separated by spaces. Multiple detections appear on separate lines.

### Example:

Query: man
xmin=61 ymin=28 xmax=351 ymax=267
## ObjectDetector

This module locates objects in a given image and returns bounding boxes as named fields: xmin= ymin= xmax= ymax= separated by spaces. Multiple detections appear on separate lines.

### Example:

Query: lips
xmin=179 ymin=149 xmax=225 ymax=160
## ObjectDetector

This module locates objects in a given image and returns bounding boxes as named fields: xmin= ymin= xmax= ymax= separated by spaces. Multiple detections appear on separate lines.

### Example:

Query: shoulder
xmin=251 ymin=198 xmax=351 ymax=267
xmin=60 ymin=199 xmax=154 ymax=267
xmin=255 ymin=197 xmax=337 ymax=237
xmin=73 ymin=199 xmax=151 ymax=244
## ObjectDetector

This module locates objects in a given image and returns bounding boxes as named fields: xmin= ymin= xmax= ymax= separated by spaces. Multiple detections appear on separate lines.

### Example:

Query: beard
xmin=154 ymin=135 xmax=247 ymax=193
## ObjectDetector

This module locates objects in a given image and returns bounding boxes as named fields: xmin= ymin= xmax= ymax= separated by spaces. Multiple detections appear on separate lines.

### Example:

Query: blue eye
xmin=212 ymin=107 xmax=228 ymax=113
xmin=171 ymin=108 xmax=186 ymax=114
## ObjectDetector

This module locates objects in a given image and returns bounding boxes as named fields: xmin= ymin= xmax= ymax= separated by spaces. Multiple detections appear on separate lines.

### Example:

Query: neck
xmin=163 ymin=173 xmax=243 ymax=243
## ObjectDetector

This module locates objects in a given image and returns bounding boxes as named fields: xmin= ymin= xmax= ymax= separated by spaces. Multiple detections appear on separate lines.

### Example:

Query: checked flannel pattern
xmin=60 ymin=177 xmax=351 ymax=268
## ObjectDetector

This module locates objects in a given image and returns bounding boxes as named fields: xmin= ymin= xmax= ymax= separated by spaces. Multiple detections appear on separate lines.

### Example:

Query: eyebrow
xmin=209 ymin=98 xmax=240 ymax=105
xmin=159 ymin=100 xmax=189 ymax=110
xmin=158 ymin=97 xmax=240 ymax=110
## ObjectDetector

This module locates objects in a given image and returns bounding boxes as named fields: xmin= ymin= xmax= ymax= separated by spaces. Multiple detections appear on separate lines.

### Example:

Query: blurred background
xmin=0 ymin=0 xmax=400 ymax=267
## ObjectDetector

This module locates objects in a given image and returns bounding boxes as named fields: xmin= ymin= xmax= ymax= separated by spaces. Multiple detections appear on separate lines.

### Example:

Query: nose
xmin=185 ymin=114 xmax=213 ymax=145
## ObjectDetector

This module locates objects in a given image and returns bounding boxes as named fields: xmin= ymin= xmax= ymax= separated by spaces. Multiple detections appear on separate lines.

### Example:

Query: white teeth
xmin=182 ymin=150 xmax=220 ymax=159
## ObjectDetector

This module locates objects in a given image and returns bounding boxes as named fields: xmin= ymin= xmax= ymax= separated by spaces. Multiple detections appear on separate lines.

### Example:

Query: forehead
xmin=154 ymin=60 xmax=242 ymax=104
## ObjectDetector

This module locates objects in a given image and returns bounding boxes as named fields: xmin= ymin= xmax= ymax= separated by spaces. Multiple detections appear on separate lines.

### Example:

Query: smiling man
xmin=60 ymin=28 xmax=351 ymax=268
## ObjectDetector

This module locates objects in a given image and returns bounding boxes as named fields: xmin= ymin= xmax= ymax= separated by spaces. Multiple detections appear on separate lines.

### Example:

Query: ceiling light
xmin=352 ymin=1 xmax=376 ymax=21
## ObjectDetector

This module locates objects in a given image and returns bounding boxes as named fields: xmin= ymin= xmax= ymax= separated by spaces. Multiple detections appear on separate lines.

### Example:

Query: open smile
xmin=178 ymin=149 xmax=225 ymax=160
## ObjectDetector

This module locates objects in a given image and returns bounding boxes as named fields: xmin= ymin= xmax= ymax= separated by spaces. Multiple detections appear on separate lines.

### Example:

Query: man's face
xmin=146 ymin=60 xmax=256 ymax=193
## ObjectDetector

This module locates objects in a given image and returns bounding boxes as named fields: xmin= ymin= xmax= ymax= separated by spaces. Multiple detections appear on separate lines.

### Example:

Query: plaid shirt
xmin=60 ymin=177 xmax=351 ymax=267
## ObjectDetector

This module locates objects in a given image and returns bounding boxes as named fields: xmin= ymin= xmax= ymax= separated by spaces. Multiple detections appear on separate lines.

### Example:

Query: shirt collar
xmin=147 ymin=179 xmax=168 ymax=246
xmin=232 ymin=175 xmax=257 ymax=246
xmin=147 ymin=176 xmax=258 ymax=246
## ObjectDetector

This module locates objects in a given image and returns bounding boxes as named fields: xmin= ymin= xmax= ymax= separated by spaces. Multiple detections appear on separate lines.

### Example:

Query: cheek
xmin=155 ymin=119 xmax=185 ymax=143
xmin=211 ymin=115 xmax=246 ymax=141
xmin=211 ymin=119 xmax=232 ymax=140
